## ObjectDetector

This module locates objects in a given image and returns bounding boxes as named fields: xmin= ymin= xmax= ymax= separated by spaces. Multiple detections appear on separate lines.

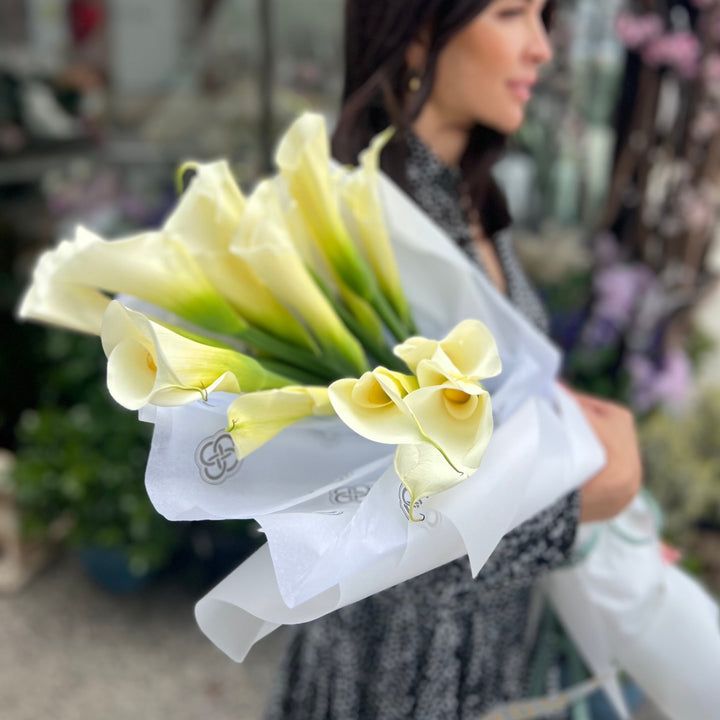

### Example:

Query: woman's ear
xmin=405 ymin=22 xmax=432 ymax=74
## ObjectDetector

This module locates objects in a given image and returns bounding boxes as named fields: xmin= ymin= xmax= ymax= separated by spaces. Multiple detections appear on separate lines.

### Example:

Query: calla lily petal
xmin=394 ymin=443 xmax=467 ymax=519
xmin=226 ymin=386 xmax=333 ymax=458
xmin=395 ymin=319 xmax=501 ymax=381
xmin=403 ymin=384 xmax=493 ymax=473
xmin=341 ymin=127 xmax=413 ymax=327
xmin=18 ymin=225 xmax=247 ymax=337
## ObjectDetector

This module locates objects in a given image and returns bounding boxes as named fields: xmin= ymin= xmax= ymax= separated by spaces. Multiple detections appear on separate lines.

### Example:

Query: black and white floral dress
xmin=264 ymin=135 xmax=580 ymax=720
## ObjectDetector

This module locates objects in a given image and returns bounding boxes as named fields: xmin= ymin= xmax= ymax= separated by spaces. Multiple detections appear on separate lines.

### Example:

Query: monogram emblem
xmin=194 ymin=430 xmax=243 ymax=485
xmin=328 ymin=484 xmax=370 ymax=505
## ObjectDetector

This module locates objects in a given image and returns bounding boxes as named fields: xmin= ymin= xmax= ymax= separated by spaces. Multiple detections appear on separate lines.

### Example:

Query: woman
xmin=266 ymin=1 xmax=642 ymax=717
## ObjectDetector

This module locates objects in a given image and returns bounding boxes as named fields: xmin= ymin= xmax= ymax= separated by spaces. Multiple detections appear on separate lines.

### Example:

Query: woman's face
xmin=417 ymin=0 xmax=553 ymax=135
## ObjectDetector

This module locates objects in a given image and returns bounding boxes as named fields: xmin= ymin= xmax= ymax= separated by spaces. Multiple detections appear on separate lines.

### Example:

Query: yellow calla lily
xmin=341 ymin=127 xmax=413 ymax=328
xmin=226 ymin=386 xmax=333 ymax=458
xmin=232 ymin=179 xmax=369 ymax=377
xmin=328 ymin=368 xmax=421 ymax=445
xmin=17 ymin=225 xmax=247 ymax=337
xmin=164 ymin=161 xmax=316 ymax=351
xmin=101 ymin=301 xmax=293 ymax=410
xmin=394 ymin=319 xmax=502 ymax=384
xmin=275 ymin=112 xmax=375 ymax=300
xmin=394 ymin=381 xmax=493 ymax=519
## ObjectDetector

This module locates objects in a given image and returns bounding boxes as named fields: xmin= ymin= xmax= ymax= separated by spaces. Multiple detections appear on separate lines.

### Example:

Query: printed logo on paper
xmin=328 ymin=484 xmax=370 ymax=505
xmin=397 ymin=484 xmax=439 ymax=526
xmin=194 ymin=430 xmax=243 ymax=485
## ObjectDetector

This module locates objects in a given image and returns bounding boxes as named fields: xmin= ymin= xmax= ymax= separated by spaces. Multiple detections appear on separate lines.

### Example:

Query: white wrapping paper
xmin=139 ymin=174 xmax=609 ymax=662
xmin=545 ymin=494 xmax=720 ymax=720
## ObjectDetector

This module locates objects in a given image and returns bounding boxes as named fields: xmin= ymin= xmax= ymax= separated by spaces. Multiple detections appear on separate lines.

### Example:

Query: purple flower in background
xmin=615 ymin=12 xmax=664 ymax=50
xmin=593 ymin=264 xmax=655 ymax=329
xmin=643 ymin=32 xmax=702 ymax=79
xmin=627 ymin=348 xmax=693 ymax=412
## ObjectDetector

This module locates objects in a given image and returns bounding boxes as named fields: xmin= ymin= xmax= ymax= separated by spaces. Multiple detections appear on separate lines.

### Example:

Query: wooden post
xmin=258 ymin=0 xmax=275 ymax=175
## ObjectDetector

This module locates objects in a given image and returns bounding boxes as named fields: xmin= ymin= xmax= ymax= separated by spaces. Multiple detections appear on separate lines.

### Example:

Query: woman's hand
xmin=569 ymin=389 xmax=644 ymax=523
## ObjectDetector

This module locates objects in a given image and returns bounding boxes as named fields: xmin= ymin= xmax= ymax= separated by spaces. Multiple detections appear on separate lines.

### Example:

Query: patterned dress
xmin=264 ymin=135 xmax=580 ymax=720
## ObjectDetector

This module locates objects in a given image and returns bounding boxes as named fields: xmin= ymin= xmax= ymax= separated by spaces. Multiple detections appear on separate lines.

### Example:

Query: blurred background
xmin=0 ymin=0 xmax=718 ymax=718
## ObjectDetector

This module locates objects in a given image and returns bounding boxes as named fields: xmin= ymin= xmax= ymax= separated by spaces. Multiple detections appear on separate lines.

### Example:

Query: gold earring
xmin=408 ymin=74 xmax=421 ymax=92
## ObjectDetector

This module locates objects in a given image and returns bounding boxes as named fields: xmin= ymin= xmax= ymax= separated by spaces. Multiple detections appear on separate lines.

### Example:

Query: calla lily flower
xmin=341 ymin=127 xmax=413 ymax=329
xmin=275 ymin=113 xmax=375 ymax=301
xmin=164 ymin=161 xmax=316 ymax=351
xmin=328 ymin=368 xmax=420 ymax=445
xmin=17 ymin=225 xmax=247 ymax=337
xmin=394 ymin=319 xmax=502 ymax=384
xmin=232 ymin=179 xmax=369 ymax=377
xmin=394 ymin=383 xmax=493 ymax=519
xmin=403 ymin=382 xmax=493 ymax=474
xmin=101 ymin=301 xmax=293 ymax=410
xmin=226 ymin=386 xmax=333 ymax=458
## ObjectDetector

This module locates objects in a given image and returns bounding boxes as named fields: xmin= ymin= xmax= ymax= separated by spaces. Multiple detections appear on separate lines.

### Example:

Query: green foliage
xmin=10 ymin=330 xmax=184 ymax=578
xmin=639 ymin=388 xmax=720 ymax=539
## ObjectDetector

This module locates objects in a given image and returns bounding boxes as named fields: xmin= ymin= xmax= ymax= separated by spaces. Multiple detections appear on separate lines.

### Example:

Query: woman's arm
xmin=477 ymin=391 xmax=643 ymax=589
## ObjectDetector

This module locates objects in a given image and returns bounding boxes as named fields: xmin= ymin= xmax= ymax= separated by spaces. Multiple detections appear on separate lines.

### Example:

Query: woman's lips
xmin=507 ymin=81 xmax=535 ymax=102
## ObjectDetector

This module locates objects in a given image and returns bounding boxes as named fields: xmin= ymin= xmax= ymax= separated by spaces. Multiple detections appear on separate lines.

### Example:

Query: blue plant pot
xmin=78 ymin=546 xmax=154 ymax=594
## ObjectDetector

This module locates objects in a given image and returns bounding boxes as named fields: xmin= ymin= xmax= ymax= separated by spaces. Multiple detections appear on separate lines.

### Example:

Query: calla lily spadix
xmin=226 ymin=386 xmax=333 ymax=458
xmin=232 ymin=179 xmax=369 ymax=378
xmin=101 ymin=301 xmax=294 ymax=410
xmin=164 ymin=161 xmax=316 ymax=353
xmin=17 ymin=225 xmax=248 ymax=338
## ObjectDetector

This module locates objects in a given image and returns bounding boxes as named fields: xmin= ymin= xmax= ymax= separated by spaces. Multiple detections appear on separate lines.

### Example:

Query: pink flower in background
xmin=643 ymin=32 xmax=702 ymax=78
xmin=691 ymin=108 xmax=720 ymax=142
xmin=678 ymin=188 xmax=715 ymax=232
xmin=704 ymin=53 xmax=720 ymax=86
xmin=615 ymin=12 xmax=664 ymax=50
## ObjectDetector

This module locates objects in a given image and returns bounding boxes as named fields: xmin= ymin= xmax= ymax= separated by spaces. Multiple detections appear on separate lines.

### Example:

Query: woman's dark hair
xmin=332 ymin=0 xmax=556 ymax=236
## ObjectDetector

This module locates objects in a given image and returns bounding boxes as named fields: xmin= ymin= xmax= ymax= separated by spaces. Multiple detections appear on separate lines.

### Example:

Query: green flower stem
xmin=332 ymin=299 xmax=405 ymax=373
xmin=370 ymin=289 xmax=412 ymax=343
xmin=310 ymin=271 xmax=405 ymax=373
xmin=238 ymin=326 xmax=348 ymax=382
xmin=256 ymin=358 xmax=331 ymax=387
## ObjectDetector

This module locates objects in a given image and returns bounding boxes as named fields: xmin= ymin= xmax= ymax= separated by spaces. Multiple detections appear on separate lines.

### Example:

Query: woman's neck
xmin=411 ymin=108 xmax=470 ymax=168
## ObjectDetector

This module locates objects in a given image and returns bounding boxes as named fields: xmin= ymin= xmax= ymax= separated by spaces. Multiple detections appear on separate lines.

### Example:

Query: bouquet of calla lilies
xmin=18 ymin=113 xmax=720 ymax=720
xmin=18 ymin=112 xmax=501 ymax=518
